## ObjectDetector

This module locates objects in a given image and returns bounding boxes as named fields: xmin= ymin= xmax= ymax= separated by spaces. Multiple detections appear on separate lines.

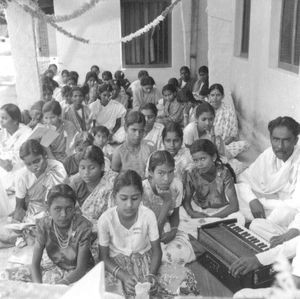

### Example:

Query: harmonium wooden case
xmin=192 ymin=219 xmax=275 ymax=292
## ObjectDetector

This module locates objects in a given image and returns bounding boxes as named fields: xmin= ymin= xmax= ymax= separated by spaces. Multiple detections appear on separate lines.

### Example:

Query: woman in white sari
xmin=0 ymin=104 xmax=32 ymax=215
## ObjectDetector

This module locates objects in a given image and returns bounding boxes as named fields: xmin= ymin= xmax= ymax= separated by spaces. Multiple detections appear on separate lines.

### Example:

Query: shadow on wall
xmin=231 ymin=90 xmax=269 ymax=153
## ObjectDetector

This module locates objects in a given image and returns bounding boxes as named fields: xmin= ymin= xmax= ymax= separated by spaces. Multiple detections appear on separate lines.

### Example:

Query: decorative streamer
xmin=10 ymin=0 xmax=182 ymax=45
xmin=32 ymin=0 xmax=104 ymax=23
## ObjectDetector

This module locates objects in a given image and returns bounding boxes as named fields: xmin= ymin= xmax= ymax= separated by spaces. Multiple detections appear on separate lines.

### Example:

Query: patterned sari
xmin=0 ymin=160 xmax=67 ymax=246
xmin=49 ymin=120 xmax=77 ymax=162
xmin=79 ymin=170 xmax=117 ymax=262
xmin=80 ymin=170 xmax=117 ymax=226
xmin=63 ymin=105 xmax=90 ymax=133
xmin=24 ymin=160 xmax=67 ymax=221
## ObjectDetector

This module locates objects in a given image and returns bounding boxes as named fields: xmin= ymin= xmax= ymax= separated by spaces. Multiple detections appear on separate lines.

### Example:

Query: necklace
xmin=53 ymin=220 xmax=73 ymax=249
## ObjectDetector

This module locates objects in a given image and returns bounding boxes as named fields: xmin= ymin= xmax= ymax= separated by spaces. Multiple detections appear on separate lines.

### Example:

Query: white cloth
xmin=249 ymin=219 xmax=289 ymax=242
xmin=238 ymin=146 xmax=300 ymax=206
xmin=144 ymin=122 xmax=164 ymax=150
xmin=236 ymin=145 xmax=300 ymax=226
xmin=0 ymin=124 xmax=32 ymax=200
xmin=183 ymin=122 xmax=200 ymax=146
xmin=129 ymin=80 xmax=140 ymax=93
xmin=15 ymin=167 xmax=37 ymax=199
xmin=256 ymin=235 xmax=300 ymax=266
xmin=98 ymin=205 xmax=159 ymax=257
xmin=89 ymin=100 xmax=126 ymax=131
xmin=15 ymin=159 xmax=67 ymax=199
xmin=0 ymin=124 xmax=32 ymax=165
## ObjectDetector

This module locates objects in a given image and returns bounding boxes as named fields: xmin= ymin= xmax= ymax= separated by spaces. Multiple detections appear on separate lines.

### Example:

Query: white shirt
xmin=98 ymin=205 xmax=159 ymax=257
xmin=183 ymin=122 xmax=200 ymax=146
xmin=256 ymin=235 xmax=300 ymax=277
xmin=89 ymin=100 xmax=126 ymax=131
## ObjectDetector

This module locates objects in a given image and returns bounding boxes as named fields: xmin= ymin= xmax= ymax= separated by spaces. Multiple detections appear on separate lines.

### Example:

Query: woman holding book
xmin=0 ymin=104 xmax=32 ymax=215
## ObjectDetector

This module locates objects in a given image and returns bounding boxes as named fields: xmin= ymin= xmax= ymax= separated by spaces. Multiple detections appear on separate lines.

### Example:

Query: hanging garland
xmin=14 ymin=0 xmax=89 ymax=43
xmin=11 ymin=0 xmax=182 ymax=45
xmin=33 ymin=0 xmax=104 ymax=23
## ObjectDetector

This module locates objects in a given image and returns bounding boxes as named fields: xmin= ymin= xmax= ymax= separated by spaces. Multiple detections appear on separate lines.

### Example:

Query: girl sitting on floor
xmin=60 ymin=85 xmax=72 ymax=118
xmin=140 ymin=103 xmax=164 ymax=150
xmin=42 ymin=100 xmax=77 ymax=162
xmin=180 ymin=139 xmax=245 ymax=238
xmin=0 ymin=139 xmax=67 ymax=246
xmin=99 ymin=170 xmax=199 ymax=298
xmin=162 ymin=122 xmax=193 ymax=181
xmin=111 ymin=79 xmax=129 ymax=109
xmin=132 ymin=76 xmax=161 ymax=110
xmin=63 ymin=87 xmax=90 ymax=133
xmin=112 ymin=110 xmax=154 ymax=179
xmin=82 ymin=71 xmax=99 ymax=105
xmin=183 ymin=102 xmax=245 ymax=175
xmin=63 ymin=132 xmax=94 ymax=177
xmin=89 ymin=83 xmax=126 ymax=141
xmin=143 ymin=150 xmax=195 ymax=266
xmin=91 ymin=125 xmax=113 ymax=161
xmin=70 ymin=145 xmax=116 ymax=221
xmin=98 ymin=170 xmax=161 ymax=297
xmin=158 ymin=84 xmax=184 ymax=126
xmin=0 ymin=103 xmax=32 ymax=215
xmin=1 ymin=184 xmax=94 ymax=285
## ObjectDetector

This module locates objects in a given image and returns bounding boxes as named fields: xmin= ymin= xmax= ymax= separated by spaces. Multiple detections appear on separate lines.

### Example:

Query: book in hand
xmin=27 ymin=124 xmax=59 ymax=147
xmin=4 ymin=222 xmax=35 ymax=231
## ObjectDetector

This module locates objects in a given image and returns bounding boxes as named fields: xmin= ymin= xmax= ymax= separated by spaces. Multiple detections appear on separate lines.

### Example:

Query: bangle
xmin=114 ymin=267 xmax=121 ymax=278
xmin=145 ymin=273 xmax=157 ymax=284
xmin=112 ymin=265 xmax=121 ymax=278
xmin=170 ymin=226 xmax=178 ymax=232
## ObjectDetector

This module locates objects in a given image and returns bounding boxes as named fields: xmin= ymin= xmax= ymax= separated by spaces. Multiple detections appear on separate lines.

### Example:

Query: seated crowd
xmin=0 ymin=63 xmax=299 ymax=298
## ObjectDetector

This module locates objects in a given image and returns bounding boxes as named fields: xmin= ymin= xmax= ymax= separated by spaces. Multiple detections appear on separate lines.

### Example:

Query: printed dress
xmin=116 ymin=141 xmax=154 ymax=179
xmin=142 ymin=179 xmax=195 ymax=265
xmin=0 ymin=213 xmax=94 ymax=284
xmin=179 ymin=164 xmax=245 ymax=238
xmin=98 ymin=205 xmax=199 ymax=298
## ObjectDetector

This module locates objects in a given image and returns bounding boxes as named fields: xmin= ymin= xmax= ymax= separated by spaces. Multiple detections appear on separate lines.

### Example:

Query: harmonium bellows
xmin=195 ymin=218 xmax=274 ymax=292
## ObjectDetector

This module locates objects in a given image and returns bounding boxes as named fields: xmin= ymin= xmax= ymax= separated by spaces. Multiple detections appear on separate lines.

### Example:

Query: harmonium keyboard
xmin=192 ymin=219 xmax=275 ymax=292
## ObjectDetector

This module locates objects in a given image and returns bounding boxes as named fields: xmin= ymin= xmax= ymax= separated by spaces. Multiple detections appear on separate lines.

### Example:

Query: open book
xmin=27 ymin=124 xmax=59 ymax=147
xmin=4 ymin=222 xmax=35 ymax=231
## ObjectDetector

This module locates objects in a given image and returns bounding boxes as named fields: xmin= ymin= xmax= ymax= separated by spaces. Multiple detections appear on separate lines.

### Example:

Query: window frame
xmin=120 ymin=0 xmax=172 ymax=68
xmin=278 ymin=0 xmax=300 ymax=73
xmin=240 ymin=0 xmax=251 ymax=58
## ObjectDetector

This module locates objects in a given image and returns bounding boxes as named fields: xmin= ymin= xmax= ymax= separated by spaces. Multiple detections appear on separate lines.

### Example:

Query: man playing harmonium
xmin=236 ymin=116 xmax=300 ymax=247
xmin=230 ymin=235 xmax=300 ymax=297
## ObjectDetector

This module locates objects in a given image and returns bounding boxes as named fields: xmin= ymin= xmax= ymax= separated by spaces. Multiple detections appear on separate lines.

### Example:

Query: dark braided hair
xmin=189 ymin=139 xmax=236 ymax=183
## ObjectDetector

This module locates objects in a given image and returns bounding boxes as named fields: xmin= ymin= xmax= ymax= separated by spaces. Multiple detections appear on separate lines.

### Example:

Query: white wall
xmin=207 ymin=0 xmax=300 ymax=152
xmin=54 ymin=0 xmax=196 ymax=91
xmin=5 ymin=0 xmax=41 ymax=109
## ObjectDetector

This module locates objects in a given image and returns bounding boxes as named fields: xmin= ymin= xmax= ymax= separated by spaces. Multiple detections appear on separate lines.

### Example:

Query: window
xmin=120 ymin=0 xmax=171 ymax=68
xmin=38 ymin=0 xmax=54 ymax=14
xmin=240 ymin=0 xmax=251 ymax=57
xmin=279 ymin=0 xmax=300 ymax=72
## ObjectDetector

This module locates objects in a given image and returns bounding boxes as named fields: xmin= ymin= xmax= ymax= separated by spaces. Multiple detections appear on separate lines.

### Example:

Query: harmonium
xmin=192 ymin=219 xmax=275 ymax=292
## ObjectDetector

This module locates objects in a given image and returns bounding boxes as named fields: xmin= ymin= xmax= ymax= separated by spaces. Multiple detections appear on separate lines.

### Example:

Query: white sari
xmin=0 ymin=124 xmax=32 ymax=215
